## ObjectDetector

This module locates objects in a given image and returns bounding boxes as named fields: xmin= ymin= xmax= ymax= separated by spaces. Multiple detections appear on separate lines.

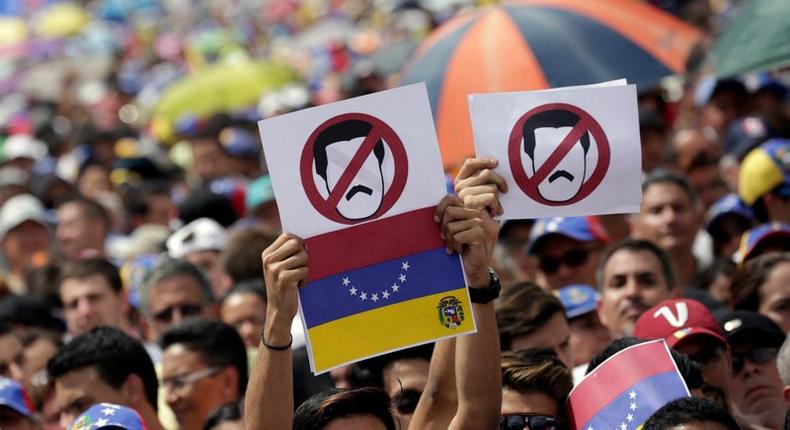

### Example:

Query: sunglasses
xmin=732 ymin=347 xmax=778 ymax=375
xmin=152 ymin=303 xmax=203 ymax=324
xmin=500 ymin=414 xmax=564 ymax=430
xmin=538 ymin=248 xmax=591 ymax=274
xmin=687 ymin=346 xmax=726 ymax=369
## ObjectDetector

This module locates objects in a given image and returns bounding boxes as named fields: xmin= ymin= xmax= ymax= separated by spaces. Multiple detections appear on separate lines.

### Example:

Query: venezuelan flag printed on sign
xmin=302 ymin=206 xmax=475 ymax=373
xmin=567 ymin=339 xmax=689 ymax=430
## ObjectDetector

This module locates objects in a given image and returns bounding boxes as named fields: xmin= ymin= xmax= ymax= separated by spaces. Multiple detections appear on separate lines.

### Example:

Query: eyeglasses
xmin=731 ymin=347 xmax=778 ymax=375
xmin=688 ymin=346 xmax=726 ymax=369
xmin=162 ymin=366 xmax=222 ymax=392
xmin=152 ymin=303 xmax=203 ymax=324
xmin=393 ymin=389 xmax=421 ymax=415
xmin=538 ymin=248 xmax=591 ymax=274
xmin=500 ymin=414 xmax=564 ymax=430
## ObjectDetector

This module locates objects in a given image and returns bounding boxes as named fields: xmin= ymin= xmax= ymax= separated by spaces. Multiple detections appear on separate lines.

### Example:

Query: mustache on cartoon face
xmin=346 ymin=184 xmax=374 ymax=200
xmin=548 ymin=169 xmax=575 ymax=183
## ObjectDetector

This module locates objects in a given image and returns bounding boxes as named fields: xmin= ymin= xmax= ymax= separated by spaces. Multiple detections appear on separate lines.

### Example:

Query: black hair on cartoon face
xmin=522 ymin=109 xmax=590 ymax=159
xmin=314 ymin=119 xmax=386 ymax=191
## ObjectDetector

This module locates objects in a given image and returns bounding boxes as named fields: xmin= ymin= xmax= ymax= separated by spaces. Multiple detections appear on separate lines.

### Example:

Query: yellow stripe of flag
xmin=307 ymin=287 xmax=475 ymax=373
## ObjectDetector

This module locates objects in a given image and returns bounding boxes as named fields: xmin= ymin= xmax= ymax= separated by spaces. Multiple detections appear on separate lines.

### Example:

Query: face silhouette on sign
xmin=521 ymin=109 xmax=591 ymax=203
xmin=314 ymin=120 xmax=386 ymax=220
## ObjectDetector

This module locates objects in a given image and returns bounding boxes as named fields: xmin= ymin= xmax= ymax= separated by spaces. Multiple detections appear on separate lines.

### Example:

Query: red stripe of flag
xmin=568 ymin=340 xmax=678 ymax=428
xmin=304 ymin=206 xmax=444 ymax=282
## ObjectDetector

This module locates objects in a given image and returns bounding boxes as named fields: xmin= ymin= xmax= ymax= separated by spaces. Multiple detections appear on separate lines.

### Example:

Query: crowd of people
xmin=0 ymin=0 xmax=789 ymax=429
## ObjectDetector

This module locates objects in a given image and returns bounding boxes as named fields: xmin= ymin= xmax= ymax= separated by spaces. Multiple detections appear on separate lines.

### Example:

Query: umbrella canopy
xmin=152 ymin=61 xmax=297 ymax=140
xmin=715 ymin=0 xmax=790 ymax=78
xmin=401 ymin=0 xmax=701 ymax=168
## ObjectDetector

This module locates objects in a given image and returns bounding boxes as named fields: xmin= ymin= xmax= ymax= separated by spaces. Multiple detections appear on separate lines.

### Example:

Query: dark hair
xmin=349 ymin=344 xmax=434 ymax=390
xmin=142 ymin=257 xmax=213 ymax=314
xmin=696 ymin=258 xmax=736 ymax=293
xmin=221 ymin=279 xmax=267 ymax=306
xmin=203 ymin=401 xmax=242 ymax=430
xmin=501 ymin=348 xmax=573 ymax=418
xmin=586 ymin=337 xmax=703 ymax=390
xmin=642 ymin=397 xmax=739 ymax=430
xmin=160 ymin=319 xmax=248 ymax=397
xmin=595 ymin=239 xmax=676 ymax=290
xmin=642 ymin=169 xmax=699 ymax=204
xmin=731 ymin=252 xmax=790 ymax=312
xmin=220 ymin=227 xmax=278 ymax=284
xmin=47 ymin=326 xmax=158 ymax=410
xmin=496 ymin=283 xmax=565 ymax=351
xmin=313 ymin=120 xmax=385 ymax=182
xmin=293 ymin=387 xmax=396 ymax=430
xmin=57 ymin=197 xmax=110 ymax=229
xmin=522 ymin=109 xmax=591 ymax=159
xmin=59 ymin=258 xmax=123 ymax=294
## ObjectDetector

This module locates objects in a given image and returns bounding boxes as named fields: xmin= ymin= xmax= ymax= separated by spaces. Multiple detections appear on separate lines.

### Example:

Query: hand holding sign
xmin=454 ymin=157 xmax=509 ymax=217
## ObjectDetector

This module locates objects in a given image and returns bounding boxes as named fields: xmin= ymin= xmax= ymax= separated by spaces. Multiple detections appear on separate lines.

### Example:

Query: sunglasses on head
xmin=732 ymin=347 xmax=778 ymax=375
xmin=538 ymin=247 xmax=590 ymax=274
xmin=500 ymin=414 xmax=564 ymax=430
xmin=153 ymin=303 xmax=203 ymax=324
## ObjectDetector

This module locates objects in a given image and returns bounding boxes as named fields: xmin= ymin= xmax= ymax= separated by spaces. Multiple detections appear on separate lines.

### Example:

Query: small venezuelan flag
xmin=301 ymin=206 xmax=475 ymax=373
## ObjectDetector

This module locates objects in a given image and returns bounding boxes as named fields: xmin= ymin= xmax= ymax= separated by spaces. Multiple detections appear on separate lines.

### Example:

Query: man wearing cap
xmin=0 ymin=377 xmax=35 ymax=430
xmin=0 ymin=194 xmax=51 ymax=294
xmin=244 ymin=175 xmax=281 ymax=232
xmin=704 ymin=194 xmax=755 ymax=260
xmin=68 ymin=403 xmax=147 ymax=430
xmin=526 ymin=217 xmax=608 ymax=290
xmin=0 ymin=134 xmax=47 ymax=175
xmin=734 ymin=222 xmax=790 ymax=265
xmin=634 ymin=299 xmax=732 ymax=409
xmin=555 ymin=284 xmax=610 ymax=368
xmin=739 ymin=139 xmax=790 ymax=224
xmin=718 ymin=311 xmax=788 ymax=429
xmin=167 ymin=218 xmax=230 ymax=297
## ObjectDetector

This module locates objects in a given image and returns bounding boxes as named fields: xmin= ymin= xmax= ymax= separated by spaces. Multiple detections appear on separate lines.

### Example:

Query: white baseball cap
xmin=2 ymin=134 xmax=47 ymax=162
xmin=166 ymin=217 xmax=226 ymax=258
xmin=0 ymin=194 xmax=48 ymax=241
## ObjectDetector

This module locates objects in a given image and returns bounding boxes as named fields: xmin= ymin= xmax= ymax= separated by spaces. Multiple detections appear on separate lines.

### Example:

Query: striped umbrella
xmin=401 ymin=0 xmax=702 ymax=169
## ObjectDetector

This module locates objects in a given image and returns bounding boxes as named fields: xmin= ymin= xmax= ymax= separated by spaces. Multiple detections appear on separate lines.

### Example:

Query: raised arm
xmin=245 ymin=234 xmax=307 ymax=430
xmin=408 ymin=338 xmax=457 ymax=430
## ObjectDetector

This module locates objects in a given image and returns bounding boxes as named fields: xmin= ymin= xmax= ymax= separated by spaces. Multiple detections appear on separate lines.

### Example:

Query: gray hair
xmin=779 ymin=334 xmax=790 ymax=386
xmin=140 ymin=256 xmax=214 ymax=314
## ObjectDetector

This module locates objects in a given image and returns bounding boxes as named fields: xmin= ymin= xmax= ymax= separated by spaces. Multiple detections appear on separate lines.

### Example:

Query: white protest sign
xmin=469 ymin=82 xmax=641 ymax=219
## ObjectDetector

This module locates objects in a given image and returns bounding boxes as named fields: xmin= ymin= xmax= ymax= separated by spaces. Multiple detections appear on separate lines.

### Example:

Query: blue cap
xmin=219 ymin=127 xmax=260 ymax=158
xmin=555 ymin=284 xmax=599 ymax=319
xmin=526 ymin=217 xmax=608 ymax=255
xmin=735 ymin=222 xmax=790 ymax=264
xmin=68 ymin=403 xmax=147 ymax=430
xmin=0 ymin=377 xmax=32 ymax=418
xmin=245 ymin=175 xmax=275 ymax=211
xmin=704 ymin=194 xmax=754 ymax=233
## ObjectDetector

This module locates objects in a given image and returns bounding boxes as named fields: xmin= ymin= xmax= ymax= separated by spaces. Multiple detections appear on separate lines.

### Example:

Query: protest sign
xmin=567 ymin=339 xmax=689 ymax=430
xmin=470 ymin=81 xmax=641 ymax=219
xmin=258 ymin=83 xmax=475 ymax=374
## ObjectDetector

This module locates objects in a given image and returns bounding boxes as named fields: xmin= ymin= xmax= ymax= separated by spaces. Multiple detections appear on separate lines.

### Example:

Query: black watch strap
xmin=469 ymin=268 xmax=501 ymax=304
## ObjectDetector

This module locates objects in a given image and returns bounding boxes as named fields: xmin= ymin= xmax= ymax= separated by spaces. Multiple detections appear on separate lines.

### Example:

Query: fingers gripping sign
xmin=454 ymin=158 xmax=509 ymax=217
xmin=435 ymin=195 xmax=494 ymax=286
xmin=262 ymin=234 xmax=308 ymax=323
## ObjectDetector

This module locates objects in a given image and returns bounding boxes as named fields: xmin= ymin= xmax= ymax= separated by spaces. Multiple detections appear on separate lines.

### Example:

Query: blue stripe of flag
xmin=582 ymin=371 xmax=689 ymax=430
xmin=300 ymin=247 xmax=465 ymax=329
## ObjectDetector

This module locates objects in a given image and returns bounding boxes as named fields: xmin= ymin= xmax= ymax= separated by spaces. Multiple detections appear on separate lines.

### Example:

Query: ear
xmin=783 ymin=386 xmax=790 ymax=408
xmin=122 ymin=373 xmax=148 ymax=409
xmin=219 ymin=366 xmax=240 ymax=402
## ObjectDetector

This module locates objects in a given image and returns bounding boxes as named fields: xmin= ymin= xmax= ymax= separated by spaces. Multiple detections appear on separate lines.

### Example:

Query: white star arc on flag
xmin=340 ymin=260 xmax=410 ymax=302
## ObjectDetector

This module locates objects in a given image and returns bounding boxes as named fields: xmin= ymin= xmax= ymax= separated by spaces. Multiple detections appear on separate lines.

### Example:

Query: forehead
xmin=162 ymin=344 xmax=205 ymax=375
xmin=604 ymin=249 xmax=663 ymax=276
xmin=149 ymin=275 xmax=204 ymax=306
xmin=223 ymin=292 xmax=264 ymax=310
xmin=642 ymin=182 xmax=693 ymax=206
xmin=60 ymin=274 xmax=114 ymax=296
xmin=54 ymin=366 xmax=119 ymax=403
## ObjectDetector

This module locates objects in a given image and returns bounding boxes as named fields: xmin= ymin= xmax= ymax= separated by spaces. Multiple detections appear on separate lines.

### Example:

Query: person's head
xmin=638 ymin=109 xmax=668 ymax=173
xmin=500 ymin=348 xmax=572 ymax=430
xmin=293 ymin=387 xmax=396 ymax=430
xmin=9 ymin=329 xmax=62 ymax=396
xmin=47 ymin=326 xmax=158 ymax=428
xmin=521 ymin=109 xmax=592 ymax=203
xmin=0 ymin=194 xmax=51 ymax=272
xmin=160 ymin=319 xmax=247 ymax=430
xmin=220 ymin=226 xmax=278 ymax=284
xmin=219 ymin=280 xmax=267 ymax=348
xmin=717 ymin=311 xmax=787 ymax=427
xmin=704 ymin=194 xmax=755 ymax=259
xmin=0 ymin=377 xmax=35 ymax=430
xmin=731 ymin=252 xmax=790 ymax=332
xmin=167 ymin=218 xmax=229 ymax=296
xmin=67 ymin=402 xmax=147 ymax=430
xmin=202 ymin=402 xmax=243 ymax=430
xmin=633 ymin=169 xmax=702 ymax=255
xmin=313 ymin=119 xmax=387 ymax=221
xmin=698 ymin=78 xmax=748 ymax=136
xmin=596 ymin=239 xmax=677 ymax=337
xmin=496 ymin=283 xmax=573 ymax=368
xmin=349 ymin=344 xmax=433 ymax=430
xmin=735 ymin=222 xmax=790 ymax=265
xmin=696 ymin=258 xmax=736 ymax=306
xmin=58 ymin=258 xmax=128 ymax=336
xmin=526 ymin=217 xmax=608 ymax=290
xmin=555 ymin=284 xmax=611 ymax=366
xmin=779 ymin=334 xmax=790 ymax=407
xmin=141 ymin=257 xmax=215 ymax=340
xmin=76 ymin=160 xmax=112 ymax=200
xmin=0 ymin=323 xmax=22 ymax=379
xmin=188 ymin=115 xmax=234 ymax=183
xmin=642 ymin=397 xmax=740 ymax=430
xmin=56 ymin=197 xmax=110 ymax=259
xmin=739 ymin=139 xmax=790 ymax=223
xmin=633 ymin=299 xmax=732 ymax=408
xmin=245 ymin=175 xmax=280 ymax=232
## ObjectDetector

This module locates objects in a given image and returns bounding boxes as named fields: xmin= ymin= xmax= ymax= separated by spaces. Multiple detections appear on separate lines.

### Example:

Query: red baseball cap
xmin=633 ymin=299 xmax=727 ymax=349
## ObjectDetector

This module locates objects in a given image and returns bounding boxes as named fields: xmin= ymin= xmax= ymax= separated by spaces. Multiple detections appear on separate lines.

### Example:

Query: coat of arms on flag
xmin=567 ymin=340 xmax=690 ymax=430
xmin=258 ymin=84 xmax=476 ymax=374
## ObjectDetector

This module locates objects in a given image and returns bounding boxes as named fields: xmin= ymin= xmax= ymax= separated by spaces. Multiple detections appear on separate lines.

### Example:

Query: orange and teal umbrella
xmin=401 ymin=0 xmax=702 ymax=169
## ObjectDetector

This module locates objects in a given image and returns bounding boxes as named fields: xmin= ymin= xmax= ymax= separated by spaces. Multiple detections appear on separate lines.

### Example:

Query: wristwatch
xmin=468 ymin=268 xmax=501 ymax=304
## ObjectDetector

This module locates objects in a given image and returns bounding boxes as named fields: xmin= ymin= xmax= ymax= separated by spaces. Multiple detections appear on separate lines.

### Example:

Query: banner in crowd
xmin=258 ymin=83 xmax=475 ymax=374
xmin=567 ymin=339 xmax=690 ymax=430
xmin=470 ymin=80 xmax=642 ymax=218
